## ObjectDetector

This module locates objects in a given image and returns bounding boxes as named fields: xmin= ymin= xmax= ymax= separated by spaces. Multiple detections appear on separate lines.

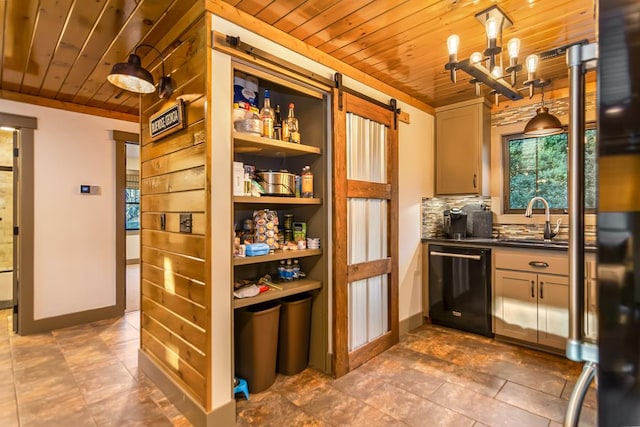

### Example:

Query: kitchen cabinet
xmin=493 ymin=249 xmax=569 ymax=350
xmin=435 ymin=98 xmax=490 ymax=195
xmin=231 ymin=62 xmax=329 ymax=373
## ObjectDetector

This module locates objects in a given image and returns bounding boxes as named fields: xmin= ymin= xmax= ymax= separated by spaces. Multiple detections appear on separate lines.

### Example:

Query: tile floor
xmin=0 ymin=309 xmax=190 ymax=427
xmin=0 ymin=308 xmax=596 ymax=427
xmin=236 ymin=325 xmax=597 ymax=426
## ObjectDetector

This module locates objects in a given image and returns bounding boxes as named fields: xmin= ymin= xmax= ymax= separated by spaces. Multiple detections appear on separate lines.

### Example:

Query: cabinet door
xmin=537 ymin=274 xmax=569 ymax=350
xmin=435 ymin=105 xmax=480 ymax=194
xmin=494 ymin=269 xmax=538 ymax=343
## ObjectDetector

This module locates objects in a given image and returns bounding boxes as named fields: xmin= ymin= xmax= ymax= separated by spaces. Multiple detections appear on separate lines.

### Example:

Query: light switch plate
xmin=180 ymin=213 xmax=192 ymax=233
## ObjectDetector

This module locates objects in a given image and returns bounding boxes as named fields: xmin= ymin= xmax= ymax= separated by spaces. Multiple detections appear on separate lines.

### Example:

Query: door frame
xmin=0 ymin=113 xmax=36 ymax=334
xmin=332 ymin=91 xmax=399 ymax=377
xmin=113 ymin=131 xmax=140 ymax=314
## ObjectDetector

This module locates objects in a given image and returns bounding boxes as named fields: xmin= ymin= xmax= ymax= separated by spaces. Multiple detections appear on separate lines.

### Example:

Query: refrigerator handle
xmin=566 ymin=42 xmax=598 ymax=364
xmin=563 ymin=361 xmax=597 ymax=427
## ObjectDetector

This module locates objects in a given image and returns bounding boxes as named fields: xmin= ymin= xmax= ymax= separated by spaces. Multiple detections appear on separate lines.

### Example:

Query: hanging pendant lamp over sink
xmin=523 ymin=84 xmax=563 ymax=136
xmin=523 ymin=106 xmax=563 ymax=136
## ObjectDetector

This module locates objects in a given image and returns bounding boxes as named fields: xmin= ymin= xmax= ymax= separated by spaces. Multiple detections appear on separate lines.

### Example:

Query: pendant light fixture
xmin=107 ymin=44 xmax=173 ymax=99
xmin=523 ymin=54 xmax=563 ymax=136
xmin=523 ymin=104 xmax=563 ymax=136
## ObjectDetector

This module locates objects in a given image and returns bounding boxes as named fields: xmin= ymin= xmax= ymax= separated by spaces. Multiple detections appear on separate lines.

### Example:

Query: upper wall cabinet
xmin=435 ymin=98 xmax=491 ymax=195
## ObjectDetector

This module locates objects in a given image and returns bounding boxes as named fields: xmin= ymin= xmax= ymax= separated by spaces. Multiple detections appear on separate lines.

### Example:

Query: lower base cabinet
xmin=493 ymin=249 xmax=569 ymax=351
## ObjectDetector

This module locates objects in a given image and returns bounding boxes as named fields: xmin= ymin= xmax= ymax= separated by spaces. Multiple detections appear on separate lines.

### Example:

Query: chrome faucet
xmin=524 ymin=196 xmax=559 ymax=241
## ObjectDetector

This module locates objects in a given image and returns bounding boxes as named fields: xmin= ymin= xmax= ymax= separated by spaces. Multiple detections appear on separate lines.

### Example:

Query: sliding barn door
xmin=333 ymin=90 xmax=398 ymax=377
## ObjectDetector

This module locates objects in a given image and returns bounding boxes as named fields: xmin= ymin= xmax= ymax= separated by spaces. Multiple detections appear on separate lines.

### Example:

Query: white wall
xmin=0 ymin=272 xmax=11 ymax=301
xmin=398 ymin=109 xmax=434 ymax=322
xmin=0 ymin=99 xmax=138 ymax=320
xmin=126 ymin=234 xmax=140 ymax=260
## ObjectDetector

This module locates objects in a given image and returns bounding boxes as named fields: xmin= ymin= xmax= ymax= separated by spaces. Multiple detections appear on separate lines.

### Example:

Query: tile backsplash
xmin=421 ymin=196 xmax=491 ymax=239
xmin=421 ymin=196 xmax=596 ymax=242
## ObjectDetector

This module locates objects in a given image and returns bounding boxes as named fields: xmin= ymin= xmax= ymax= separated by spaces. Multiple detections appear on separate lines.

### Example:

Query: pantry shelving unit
xmin=231 ymin=59 xmax=330 ymax=373
xmin=233 ymin=248 xmax=322 ymax=266
xmin=233 ymin=195 xmax=321 ymax=205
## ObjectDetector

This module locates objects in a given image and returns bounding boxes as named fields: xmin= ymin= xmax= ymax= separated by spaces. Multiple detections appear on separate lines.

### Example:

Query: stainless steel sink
xmin=496 ymin=238 xmax=569 ymax=247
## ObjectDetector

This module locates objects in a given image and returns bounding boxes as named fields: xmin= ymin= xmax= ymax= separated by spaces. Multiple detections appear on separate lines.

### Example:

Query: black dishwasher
xmin=428 ymin=245 xmax=493 ymax=337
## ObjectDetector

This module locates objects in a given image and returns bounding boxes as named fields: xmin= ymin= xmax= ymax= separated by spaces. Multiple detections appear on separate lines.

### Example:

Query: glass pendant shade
xmin=523 ymin=106 xmax=563 ymax=136
xmin=485 ymin=17 xmax=499 ymax=39
xmin=107 ymin=54 xmax=155 ymax=94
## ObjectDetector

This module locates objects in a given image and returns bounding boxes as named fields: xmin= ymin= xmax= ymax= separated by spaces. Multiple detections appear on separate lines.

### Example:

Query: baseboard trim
xmin=139 ymin=350 xmax=236 ymax=427
xmin=0 ymin=300 xmax=12 ymax=309
xmin=399 ymin=312 xmax=425 ymax=335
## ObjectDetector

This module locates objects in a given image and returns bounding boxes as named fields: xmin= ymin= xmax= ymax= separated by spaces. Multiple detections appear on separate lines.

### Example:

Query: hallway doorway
xmin=115 ymin=132 xmax=140 ymax=313
xmin=0 ymin=128 xmax=14 ymax=310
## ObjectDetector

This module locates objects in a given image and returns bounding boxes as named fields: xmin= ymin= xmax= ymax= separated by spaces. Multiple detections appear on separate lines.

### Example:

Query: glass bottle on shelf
xmin=286 ymin=103 xmax=300 ymax=143
xmin=281 ymin=112 xmax=290 ymax=142
xmin=273 ymin=104 xmax=282 ymax=140
xmin=260 ymin=89 xmax=274 ymax=139
xmin=243 ymin=173 xmax=252 ymax=196
xmin=302 ymin=166 xmax=313 ymax=198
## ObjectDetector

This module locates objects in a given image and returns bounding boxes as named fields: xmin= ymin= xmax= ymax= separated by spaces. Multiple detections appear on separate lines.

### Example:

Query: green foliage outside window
xmin=505 ymin=128 xmax=597 ymax=212
xmin=125 ymin=188 xmax=140 ymax=230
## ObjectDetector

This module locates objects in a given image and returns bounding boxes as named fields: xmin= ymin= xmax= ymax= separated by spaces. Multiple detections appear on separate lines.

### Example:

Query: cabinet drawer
xmin=494 ymin=250 xmax=568 ymax=276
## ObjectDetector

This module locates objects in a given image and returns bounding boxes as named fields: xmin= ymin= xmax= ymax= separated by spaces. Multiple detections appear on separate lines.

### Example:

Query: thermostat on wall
xmin=80 ymin=185 xmax=101 ymax=195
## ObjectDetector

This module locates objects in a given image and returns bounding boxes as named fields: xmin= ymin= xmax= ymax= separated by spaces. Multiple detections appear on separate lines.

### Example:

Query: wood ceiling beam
xmin=0 ymin=90 xmax=138 ymax=123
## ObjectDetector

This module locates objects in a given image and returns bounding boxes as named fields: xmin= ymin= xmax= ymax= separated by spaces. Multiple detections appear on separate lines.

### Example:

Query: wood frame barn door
xmin=332 ymin=90 xmax=399 ymax=377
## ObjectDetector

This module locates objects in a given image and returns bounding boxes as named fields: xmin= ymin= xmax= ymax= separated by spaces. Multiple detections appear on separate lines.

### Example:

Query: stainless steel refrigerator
xmin=564 ymin=1 xmax=640 ymax=426
xmin=596 ymin=0 xmax=640 ymax=425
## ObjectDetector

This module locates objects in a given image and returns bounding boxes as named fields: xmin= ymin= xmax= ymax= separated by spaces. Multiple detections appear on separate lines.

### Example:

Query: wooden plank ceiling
xmin=0 ymin=0 xmax=596 ymax=118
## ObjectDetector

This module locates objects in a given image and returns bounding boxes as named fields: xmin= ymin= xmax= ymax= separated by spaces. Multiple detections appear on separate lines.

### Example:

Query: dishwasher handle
xmin=429 ymin=251 xmax=482 ymax=261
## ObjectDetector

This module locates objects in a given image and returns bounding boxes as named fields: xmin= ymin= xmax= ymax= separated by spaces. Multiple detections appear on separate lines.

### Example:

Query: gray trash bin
xmin=277 ymin=293 xmax=312 ymax=375
xmin=235 ymin=301 xmax=281 ymax=393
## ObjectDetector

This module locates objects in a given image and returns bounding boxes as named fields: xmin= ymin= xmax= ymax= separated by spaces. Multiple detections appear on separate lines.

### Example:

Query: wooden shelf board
xmin=233 ymin=195 xmax=321 ymax=205
xmin=233 ymin=132 xmax=321 ymax=157
xmin=233 ymin=248 xmax=322 ymax=266
xmin=233 ymin=279 xmax=321 ymax=309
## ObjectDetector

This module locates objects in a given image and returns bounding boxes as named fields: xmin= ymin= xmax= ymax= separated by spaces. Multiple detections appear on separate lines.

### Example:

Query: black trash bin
xmin=277 ymin=293 xmax=312 ymax=375
xmin=235 ymin=301 xmax=281 ymax=393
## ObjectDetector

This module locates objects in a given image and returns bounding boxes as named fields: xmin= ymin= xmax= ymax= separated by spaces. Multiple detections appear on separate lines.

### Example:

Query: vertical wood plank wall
xmin=139 ymin=9 xmax=210 ymax=409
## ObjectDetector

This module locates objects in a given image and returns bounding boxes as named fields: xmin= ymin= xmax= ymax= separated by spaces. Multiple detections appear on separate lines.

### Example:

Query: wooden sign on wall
xmin=149 ymin=100 xmax=186 ymax=141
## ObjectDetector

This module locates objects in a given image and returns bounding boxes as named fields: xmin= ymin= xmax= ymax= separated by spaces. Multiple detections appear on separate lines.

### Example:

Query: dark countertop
xmin=422 ymin=237 xmax=597 ymax=252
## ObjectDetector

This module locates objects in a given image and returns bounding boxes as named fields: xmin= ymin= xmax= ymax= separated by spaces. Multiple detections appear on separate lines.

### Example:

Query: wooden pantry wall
xmin=138 ymin=5 xmax=211 ymax=409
